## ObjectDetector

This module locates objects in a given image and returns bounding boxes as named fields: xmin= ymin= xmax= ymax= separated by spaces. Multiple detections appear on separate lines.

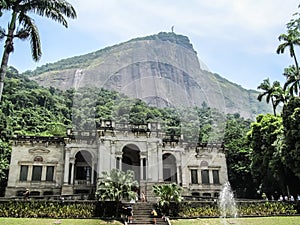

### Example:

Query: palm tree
xmin=276 ymin=29 xmax=300 ymax=75
xmin=257 ymin=78 xmax=280 ymax=116
xmin=276 ymin=29 xmax=300 ymax=96
xmin=0 ymin=0 xmax=77 ymax=102
xmin=283 ymin=66 xmax=300 ymax=97
xmin=272 ymin=81 xmax=289 ymax=109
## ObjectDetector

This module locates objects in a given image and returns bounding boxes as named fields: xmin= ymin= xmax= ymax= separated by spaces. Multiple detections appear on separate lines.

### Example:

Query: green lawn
xmin=0 ymin=218 xmax=122 ymax=225
xmin=0 ymin=217 xmax=300 ymax=225
xmin=172 ymin=216 xmax=300 ymax=225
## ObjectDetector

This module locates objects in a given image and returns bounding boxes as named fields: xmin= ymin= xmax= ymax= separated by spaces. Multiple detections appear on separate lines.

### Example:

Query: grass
xmin=171 ymin=216 xmax=300 ymax=225
xmin=0 ymin=218 xmax=123 ymax=225
xmin=0 ymin=217 xmax=300 ymax=225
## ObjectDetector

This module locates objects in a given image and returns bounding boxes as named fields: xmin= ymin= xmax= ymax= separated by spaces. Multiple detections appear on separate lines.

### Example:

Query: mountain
xmin=28 ymin=32 xmax=272 ymax=119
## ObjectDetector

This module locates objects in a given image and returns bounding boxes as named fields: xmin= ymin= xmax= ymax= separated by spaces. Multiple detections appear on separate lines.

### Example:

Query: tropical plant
xmin=282 ymin=65 xmax=300 ymax=97
xmin=95 ymin=169 xmax=138 ymax=202
xmin=276 ymin=16 xmax=300 ymax=96
xmin=277 ymin=29 xmax=300 ymax=73
xmin=152 ymin=183 xmax=182 ymax=215
xmin=257 ymin=78 xmax=285 ymax=116
xmin=0 ymin=0 xmax=77 ymax=102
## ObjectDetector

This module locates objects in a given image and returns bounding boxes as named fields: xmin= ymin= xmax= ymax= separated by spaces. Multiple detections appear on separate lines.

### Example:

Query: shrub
xmin=0 ymin=200 xmax=119 ymax=218
xmin=177 ymin=201 xmax=297 ymax=218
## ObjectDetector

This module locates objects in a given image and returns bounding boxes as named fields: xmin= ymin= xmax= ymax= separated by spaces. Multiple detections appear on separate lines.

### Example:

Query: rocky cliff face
xmin=30 ymin=32 xmax=271 ymax=119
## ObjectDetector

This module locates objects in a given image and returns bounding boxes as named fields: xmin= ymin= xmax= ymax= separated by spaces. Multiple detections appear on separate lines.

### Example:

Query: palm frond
xmin=21 ymin=0 xmax=76 ymax=28
xmin=0 ymin=26 xmax=6 ymax=40
xmin=18 ymin=13 xmax=41 ymax=61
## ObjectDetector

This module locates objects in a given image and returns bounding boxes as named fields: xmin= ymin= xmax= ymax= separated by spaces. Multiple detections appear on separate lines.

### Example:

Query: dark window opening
xmin=32 ymin=166 xmax=42 ymax=181
xmin=213 ymin=170 xmax=220 ymax=184
xmin=46 ymin=166 xmax=54 ymax=181
xmin=201 ymin=169 xmax=209 ymax=184
xmin=192 ymin=192 xmax=200 ymax=197
xmin=191 ymin=169 xmax=198 ymax=184
xmin=44 ymin=191 xmax=53 ymax=196
xmin=30 ymin=191 xmax=40 ymax=196
xmin=203 ymin=192 xmax=211 ymax=197
xmin=19 ymin=165 xmax=28 ymax=181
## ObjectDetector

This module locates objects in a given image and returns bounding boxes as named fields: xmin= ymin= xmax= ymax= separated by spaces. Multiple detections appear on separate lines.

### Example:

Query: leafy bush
xmin=238 ymin=201 xmax=297 ymax=216
xmin=177 ymin=201 xmax=297 ymax=218
xmin=0 ymin=201 xmax=99 ymax=218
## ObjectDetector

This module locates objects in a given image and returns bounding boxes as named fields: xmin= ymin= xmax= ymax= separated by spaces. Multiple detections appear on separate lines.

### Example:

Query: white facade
xmin=6 ymin=121 xmax=228 ymax=199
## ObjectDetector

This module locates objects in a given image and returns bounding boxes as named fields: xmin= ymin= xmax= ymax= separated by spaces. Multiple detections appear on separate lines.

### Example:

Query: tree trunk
xmin=292 ymin=53 xmax=300 ymax=96
xmin=0 ymin=12 xmax=17 ymax=102
xmin=0 ymin=44 xmax=10 ymax=102
xmin=271 ymin=98 xmax=277 ymax=116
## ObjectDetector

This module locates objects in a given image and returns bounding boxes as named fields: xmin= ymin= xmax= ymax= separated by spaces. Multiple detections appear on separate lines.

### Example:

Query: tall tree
xmin=277 ymin=28 xmax=300 ymax=96
xmin=0 ymin=0 xmax=77 ymax=102
xmin=276 ymin=29 xmax=300 ymax=74
xmin=223 ymin=114 xmax=254 ymax=198
xmin=282 ymin=66 xmax=300 ymax=97
xmin=247 ymin=114 xmax=287 ymax=197
xmin=257 ymin=78 xmax=284 ymax=116
xmin=282 ymin=97 xmax=300 ymax=179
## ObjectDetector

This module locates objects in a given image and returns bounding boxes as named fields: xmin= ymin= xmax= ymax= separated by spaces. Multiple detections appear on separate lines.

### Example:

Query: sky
xmin=1 ymin=0 xmax=300 ymax=90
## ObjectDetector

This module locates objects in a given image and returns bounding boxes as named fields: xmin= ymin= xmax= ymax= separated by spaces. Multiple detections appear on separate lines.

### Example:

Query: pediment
xmin=28 ymin=147 xmax=50 ymax=154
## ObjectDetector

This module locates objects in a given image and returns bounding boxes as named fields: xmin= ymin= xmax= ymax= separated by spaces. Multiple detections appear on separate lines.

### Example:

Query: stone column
xmin=209 ymin=170 xmax=213 ymax=184
xmin=63 ymin=148 xmax=71 ymax=184
xmin=110 ymin=142 xmax=116 ymax=170
xmin=27 ymin=165 xmax=33 ymax=181
xmin=181 ymin=153 xmax=190 ymax=188
xmin=176 ymin=165 xmax=180 ymax=184
xmin=199 ymin=169 xmax=202 ymax=184
xmin=158 ymin=145 xmax=163 ymax=182
xmin=97 ymin=142 xmax=109 ymax=178
xmin=70 ymin=158 xmax=75 ymax=185
xmin=41 ymin=166 xmax=47 ymax=181
xmin=147 ymin=150 xmax=152 ymax=181
xmin=140 ymin=157 xmax=144 ymax=180
xmin=119 ymin=156 xmax=122 ymax=171
xmin=144 ymin=158 xmax=147 ymax=180
xmin=97 ymin=142 xmax=104 ymax=178
xmin=91 ymin=160 xmax=95 ymax=185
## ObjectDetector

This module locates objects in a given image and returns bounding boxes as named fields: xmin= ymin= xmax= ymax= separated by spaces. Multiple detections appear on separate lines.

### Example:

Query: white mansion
xmin=5 ymin=120 xmax=228 ymax=199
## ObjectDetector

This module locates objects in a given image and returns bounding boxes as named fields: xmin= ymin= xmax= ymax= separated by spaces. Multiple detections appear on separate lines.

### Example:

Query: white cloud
xmin=3 ymin=0 xmax=299 ymax=89
xmin=67 ymin=0 xmax=299 ymax=55
xmin=69 ymin=0 xmax=298 ymax=34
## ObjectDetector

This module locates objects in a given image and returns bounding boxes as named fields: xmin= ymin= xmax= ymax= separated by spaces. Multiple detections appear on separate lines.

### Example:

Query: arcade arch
xmin=122 ymin=144 xmax=141 ymax=181
xmin=163 ymin=153 xmax=177 ymax=183
xmin=74 ymin=150 xmax=95 ymax=185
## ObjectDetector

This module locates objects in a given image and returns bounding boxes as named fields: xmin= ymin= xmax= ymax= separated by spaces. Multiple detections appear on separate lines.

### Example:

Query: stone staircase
xmin=129 ymin=202 xmax=167 ymax=225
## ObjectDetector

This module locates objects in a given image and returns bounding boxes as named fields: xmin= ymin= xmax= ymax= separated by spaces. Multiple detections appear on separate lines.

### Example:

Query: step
xmin=126 ymin=220 xmax=166 ymax=225
xmin=123 ymin=202 xmax=167 ymax=225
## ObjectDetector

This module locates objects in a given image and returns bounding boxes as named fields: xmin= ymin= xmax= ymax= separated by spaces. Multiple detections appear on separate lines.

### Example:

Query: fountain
xmin=218 ymin=182 xmax=239 ymax=224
